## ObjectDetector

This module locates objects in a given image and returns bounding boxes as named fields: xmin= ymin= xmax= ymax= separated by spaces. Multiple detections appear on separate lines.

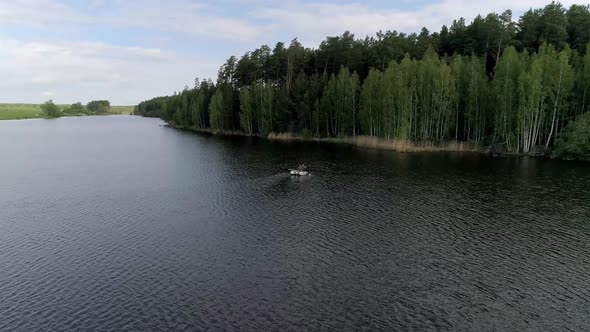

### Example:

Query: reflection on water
xmin=0 ymin=116 xmax=589 ymax=331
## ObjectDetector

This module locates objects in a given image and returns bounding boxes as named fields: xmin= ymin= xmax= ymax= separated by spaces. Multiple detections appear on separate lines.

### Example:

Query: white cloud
xmin=0 ymin=40 xmax=167 ymax=84
xmin=0 ymin=0 xmax=91 ymax=25
xmin=0 ymin=39 xmax=220 ymax=104
xmin=111 ymin=1 xmax=266 ymax=42
xmin=0 ymin=0 xmax=267 ymax=42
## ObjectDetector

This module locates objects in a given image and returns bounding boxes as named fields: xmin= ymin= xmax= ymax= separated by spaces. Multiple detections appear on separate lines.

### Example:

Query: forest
xmin=136 ymin=2 xmax=590 ymax=159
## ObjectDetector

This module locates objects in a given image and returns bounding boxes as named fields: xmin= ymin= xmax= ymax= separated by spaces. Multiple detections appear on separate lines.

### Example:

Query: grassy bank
xmin=174 ymin=124 xmax=483 ymax=154
xmin=109 ymin=106 xmax=134 ymax=115
xmin=0 ymin=104 xmax=43 ymax=120
xmin=0 ymin=103 xmax=134 ymax=120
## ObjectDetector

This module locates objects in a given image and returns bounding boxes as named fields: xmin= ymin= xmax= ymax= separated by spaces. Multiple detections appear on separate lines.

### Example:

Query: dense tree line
xmin=41 ymin=99 xmax=113 ymax=118
xmin=136 ymin=2 xmax=590 ymax=157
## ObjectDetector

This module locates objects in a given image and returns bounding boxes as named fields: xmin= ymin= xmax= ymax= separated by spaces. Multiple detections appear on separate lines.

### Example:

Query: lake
xmin=1 ymin=116 xmax=589 ymax=331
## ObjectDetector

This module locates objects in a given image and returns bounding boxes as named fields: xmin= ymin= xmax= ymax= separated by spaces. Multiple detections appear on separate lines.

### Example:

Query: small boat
xmin=290 ymin=169 xmax=310 ymax=176
xmin=289 ymin=164 xmax=311 ymax=176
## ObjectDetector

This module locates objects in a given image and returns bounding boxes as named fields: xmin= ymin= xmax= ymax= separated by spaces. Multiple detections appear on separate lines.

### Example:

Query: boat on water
xmin=290 ymin=164 xmax=310 ymax=176
xmin=290 ymin=169 xmax=310 ymax=176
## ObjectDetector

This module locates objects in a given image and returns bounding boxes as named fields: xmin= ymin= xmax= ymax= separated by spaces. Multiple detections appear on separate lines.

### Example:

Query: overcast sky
xmin=0 ymin=0 xmax=581 ymax=105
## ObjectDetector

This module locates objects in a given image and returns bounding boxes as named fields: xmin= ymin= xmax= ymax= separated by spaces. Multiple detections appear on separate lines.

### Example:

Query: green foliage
xmin=0 ymin=104 xmax=43 ymax=120
xmin=566 ymin=4 xmax=590 ymax=52
xmin=64 ymin=102 xmax=85 ymax=115
xmin=209 ymin=90 xmax=224 ymax=130
xmin=360 ymin=69 xmax=383 ymax=137
xmin=517 ymin=51 xmax=545 ymax=153
xmin=553 ymin=113 xmax=590 ymax=160
xmin=239 ymin=87 xmax=254 ymax=134
xmin=464 ymin=56 xmax=489 ymax=143
xmin=576 ymin=44 xmax=590 ymax=116
xmin=135 ymin=2 xmax=590 ymax=160
xmin=86 ymin=100 xmax=111 ymax=114
xmin=40 ymin=100 xmax=63 ymax=118
xmin=493 ymin=47 xmax=522 ymax=150
xmin=0 ymin=103 xmax=130 ymax=120
xmin=517 ymin=2 xmax=573 ymax=53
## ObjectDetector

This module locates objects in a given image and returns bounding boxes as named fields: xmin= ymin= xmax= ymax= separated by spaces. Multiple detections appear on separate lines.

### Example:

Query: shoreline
xmin=0 ymin=103 xmax=134 ymax=121
xmin=0 ymin=113 xmax=131 ymax=121
xmin=166 ymin=123 xmax=530 ymax=157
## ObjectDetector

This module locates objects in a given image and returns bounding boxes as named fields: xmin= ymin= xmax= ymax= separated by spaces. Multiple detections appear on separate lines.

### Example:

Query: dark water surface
xmin=1 ymin=116 xmax=589 ymax=331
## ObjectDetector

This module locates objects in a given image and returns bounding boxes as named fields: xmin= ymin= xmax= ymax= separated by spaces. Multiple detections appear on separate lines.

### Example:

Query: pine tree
xmin=360 ymin=69 xmax=383 ymax=136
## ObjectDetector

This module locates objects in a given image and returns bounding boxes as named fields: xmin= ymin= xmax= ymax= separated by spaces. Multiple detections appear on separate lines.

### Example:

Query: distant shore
xmin=0 ymin=103 xmax=134 ymax=120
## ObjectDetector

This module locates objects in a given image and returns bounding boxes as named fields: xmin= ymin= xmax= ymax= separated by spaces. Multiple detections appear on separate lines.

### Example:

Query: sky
xmin=0 ymin=0 xmax=582 ymax=105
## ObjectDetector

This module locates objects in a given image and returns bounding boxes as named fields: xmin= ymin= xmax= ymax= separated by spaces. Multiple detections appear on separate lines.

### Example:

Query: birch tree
xmin=209 ymin=90 xmax=224 ymax=130
xmin=493 ymin=46 xmax=523 ymax=151
xmin=239 ymin=87 xmax=255 ymax=134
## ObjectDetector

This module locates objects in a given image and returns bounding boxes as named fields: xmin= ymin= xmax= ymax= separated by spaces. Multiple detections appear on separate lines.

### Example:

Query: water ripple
xmin=0 ymin=116 xmax=589 ymax=331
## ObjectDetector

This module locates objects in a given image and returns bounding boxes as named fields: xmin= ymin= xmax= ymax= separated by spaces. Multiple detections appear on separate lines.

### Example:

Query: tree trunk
xmin=545 ymin=64 xmax=564 ymax=149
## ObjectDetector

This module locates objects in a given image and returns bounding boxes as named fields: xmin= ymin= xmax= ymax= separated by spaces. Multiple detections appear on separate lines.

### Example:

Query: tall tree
xmin=239 ymin=87 xmax=255 ymax=134
xmin=566 ymin=5 xmax=590 ymax=53
xmin=518 ymin=51 xmax=546 ymax=153
xmin=209 ymin=90 xmax=224 ymax=130
xmin=41 ymin=100 xmax=62 ymax=118
xmin=493 ymin=46 xmax=523 ymax=150
xmin=360 ymin=69 xmax=383 ymax=136
xmin=544 ymin=46 xmax=575 ymax=148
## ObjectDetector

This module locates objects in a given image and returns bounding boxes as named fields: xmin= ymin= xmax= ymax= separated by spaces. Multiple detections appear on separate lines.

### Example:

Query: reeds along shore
xmin=268 ymin=133 xmax=477 ymax=153
xmin=175 ymin=124 xmax=480 ymax=154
